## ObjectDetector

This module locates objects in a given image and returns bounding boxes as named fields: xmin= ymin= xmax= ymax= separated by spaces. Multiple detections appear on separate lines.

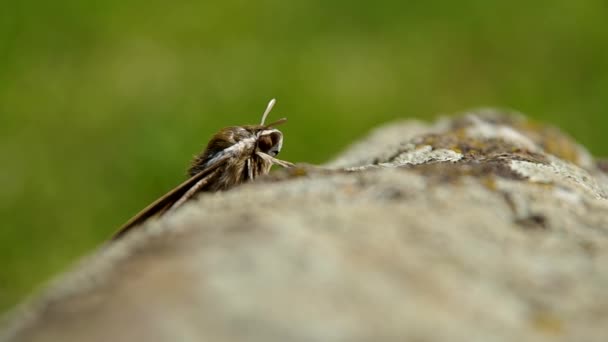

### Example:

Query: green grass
xmin=1 ymin=0 xmax=607 ymax=313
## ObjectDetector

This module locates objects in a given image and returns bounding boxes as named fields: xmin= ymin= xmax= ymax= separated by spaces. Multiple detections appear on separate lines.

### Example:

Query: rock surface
xmin=2 ymin=111 xmax=608 ymax=342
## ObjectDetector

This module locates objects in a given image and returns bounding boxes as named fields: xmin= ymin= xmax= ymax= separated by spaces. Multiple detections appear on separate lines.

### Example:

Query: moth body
xmin=112 ymin=99 xmax=292 ymax=240
xmin=188 ymin=125 xmax=284 ymax=190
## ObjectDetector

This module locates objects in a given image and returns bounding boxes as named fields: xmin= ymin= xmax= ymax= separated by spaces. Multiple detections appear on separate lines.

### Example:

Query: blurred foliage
xmin=0 ymin=0 xmax=607 ymax=313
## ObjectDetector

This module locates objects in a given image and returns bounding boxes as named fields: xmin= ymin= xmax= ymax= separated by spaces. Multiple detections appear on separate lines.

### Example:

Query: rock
xmin=2 ymin=111 xmax=608 ymax=342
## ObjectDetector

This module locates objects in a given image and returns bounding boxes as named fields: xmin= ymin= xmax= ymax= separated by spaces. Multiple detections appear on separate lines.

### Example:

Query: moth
xmin=112 ymin=99 xmax=293 ymax=240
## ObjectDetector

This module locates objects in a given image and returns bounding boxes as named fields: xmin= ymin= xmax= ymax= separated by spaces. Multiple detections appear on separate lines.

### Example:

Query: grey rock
xmin=3 ymin=111 xmax=608 ymax=342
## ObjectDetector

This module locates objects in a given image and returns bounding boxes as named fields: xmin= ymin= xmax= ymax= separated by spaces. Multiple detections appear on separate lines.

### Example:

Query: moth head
xmin=254 ymin=98 xmax=286 ymax=157
xmin=189 ymin=99 xmax=287 ymax=176
xmin=256 ymin=128 xmax=283 ymax=157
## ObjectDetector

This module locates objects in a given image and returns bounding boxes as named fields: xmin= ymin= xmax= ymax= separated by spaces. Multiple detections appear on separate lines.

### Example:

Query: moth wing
xmin=111 ymin=157 xmax=227 ymax=240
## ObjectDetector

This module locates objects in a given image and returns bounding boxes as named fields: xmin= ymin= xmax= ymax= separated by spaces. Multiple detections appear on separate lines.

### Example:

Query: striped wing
xmin=111 ymin=157 xmax=228 ymax=240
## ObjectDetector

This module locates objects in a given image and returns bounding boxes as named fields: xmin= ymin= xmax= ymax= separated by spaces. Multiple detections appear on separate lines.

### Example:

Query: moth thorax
xmin=257 ymin=130 xmax=283 ymax=157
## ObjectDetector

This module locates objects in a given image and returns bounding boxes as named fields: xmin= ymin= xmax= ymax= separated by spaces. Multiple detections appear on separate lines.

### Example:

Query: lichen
xmin=510 ymin=158 xmax=606 ymax=200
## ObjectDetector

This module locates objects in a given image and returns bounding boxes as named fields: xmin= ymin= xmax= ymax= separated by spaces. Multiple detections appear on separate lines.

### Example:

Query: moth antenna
xmin=260 ymin=98 xmax=276 ymax=125
xmin=264 ymin=118 xmax=288 ymax=128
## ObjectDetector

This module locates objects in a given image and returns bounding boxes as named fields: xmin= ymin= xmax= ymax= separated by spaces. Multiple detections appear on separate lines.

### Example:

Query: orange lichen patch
xmin=530 ymin=311 xmax=565 ymax=335
xmin=413 ymin=133 xmax=485 ymax=156
xmin=409 ymin=133 xmax=548 ymax=165
xmin=535 ymin=182 xmax=556 ymax=190
xmin=448 ymin=114 xmax=582 ymax=165
xmin=288 ymin=165 xmax=310 ymax=177
xmin=340 ymin=183 xmax=360 ymax=197
xmin=479 ymin=176 xmax=497 ymax=191
xmin=510 ymin=119 xmax=581 ymax=165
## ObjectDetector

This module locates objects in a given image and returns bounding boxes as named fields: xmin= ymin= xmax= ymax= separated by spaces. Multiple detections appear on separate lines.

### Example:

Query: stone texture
xmin=2 ymin=111 xmax=608 ymax=342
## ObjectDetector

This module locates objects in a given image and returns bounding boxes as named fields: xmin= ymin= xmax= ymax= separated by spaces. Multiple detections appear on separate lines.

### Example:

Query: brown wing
xmin=110 ymin=160 xmax=225 ymax=241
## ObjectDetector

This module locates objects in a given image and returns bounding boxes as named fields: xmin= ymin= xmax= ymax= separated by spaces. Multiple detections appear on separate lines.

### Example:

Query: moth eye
xmin=257 ymin=135 xmax=271 ymax=151
xmin=258 ymin=131 xmax=283 ymax=156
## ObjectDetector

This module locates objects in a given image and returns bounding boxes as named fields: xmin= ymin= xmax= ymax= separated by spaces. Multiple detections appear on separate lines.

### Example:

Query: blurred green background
xmin=1 ymin=0 xmax=606 ymax=313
